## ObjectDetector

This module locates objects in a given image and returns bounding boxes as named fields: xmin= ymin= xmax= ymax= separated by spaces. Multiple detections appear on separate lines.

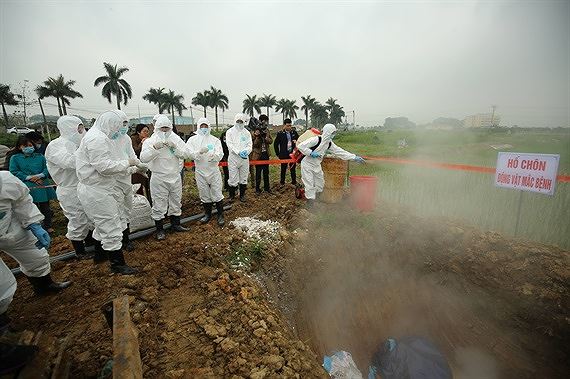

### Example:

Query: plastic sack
xmin=130 ymin=184 xmax=154 ymax=232
xmin=323 ymin=351 xmax=363 ymax=379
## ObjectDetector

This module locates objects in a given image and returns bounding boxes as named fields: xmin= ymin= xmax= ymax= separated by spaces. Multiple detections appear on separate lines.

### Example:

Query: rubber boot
xmin=92 ymin=239 xmax=108 ymax=264
xmin=170 ymin=215 xmax=189 ymax=232
xmin=121 ymin=225 xmax=134 ymax=252
xmin=71 ymin=240 xmax=94 ymax=260
xmin=0 ymin=342 xmax=39 ymax=375
xmin=155 ymin=219 xmax=166 ymax=240
xmin=109 ymin=249 xmax=138 ymax=275
xmin=84 ymin=230 xmax=96 ymax=247
xmin=200 ymin=203 xmax=212 ymax=224
xmin=228 ymin=186 xmax=237 ymax=201
xmin=215 ymin=201 xmax=225 ymax=227
xmin=239 ymin=184 xmax=247 ymax=202
xmin=27 ymin=274 xmax=72 ymax=296
xmin=0 ymin=312 xmax=10 ymax=335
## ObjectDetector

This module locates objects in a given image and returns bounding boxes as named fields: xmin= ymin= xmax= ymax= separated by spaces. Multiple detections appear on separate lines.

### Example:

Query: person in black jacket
xmin=219 ymin=127 xmax=230 ymax=191
xmin=273 ymin=118 xmax=299 ymax=185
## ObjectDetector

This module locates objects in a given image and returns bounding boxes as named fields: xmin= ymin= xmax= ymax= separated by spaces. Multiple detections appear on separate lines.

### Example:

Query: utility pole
xmin=353 ymin=110 xmax=356 ymax=128
xmin=138 ymin=104 xmax=141 ymax=119
xmin=22 ymin=80 xmax=29 ymax=126
xmin=490 ymin=105 xmax=497 ymax=127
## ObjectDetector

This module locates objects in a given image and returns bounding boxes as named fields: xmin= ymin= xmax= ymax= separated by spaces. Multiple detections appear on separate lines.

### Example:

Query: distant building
xmin=463 ymin=113 xmax=500 ymax=128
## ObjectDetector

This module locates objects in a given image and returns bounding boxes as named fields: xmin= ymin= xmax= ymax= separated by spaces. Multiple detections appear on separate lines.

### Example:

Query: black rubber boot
xmin=0 ymin=312 xmax=10 ymax=335
xmin=215 ymin=201 xmax=225 ymax=227
xmin=228 ymin=186 xmax=237 ymax=200
xmin=109 ymin=250 xmax=138 ymax=275
xmin=71 ymin=240 xmax=94 ymax=260
xmin=92 ymin=239 xmax=108 ymax=264
xmin=0 ymin=342 xmax=39 ymax=375
xmin=121 ymin=225 xmax=134 ymax=252
xmin=155 ymin=219 xmax=166 ymax=240
xmin=200 ymin=203 xmax=212 ymax=224
xmin=170 ymin=215 xmax=189 ymax=232
xmin=27 ymin=274 xmax=72 ymax=296
xmin=239 ymin=184 xmax=247 ymax=202
xmin=84 ymin=230 xmax=96 ymax=247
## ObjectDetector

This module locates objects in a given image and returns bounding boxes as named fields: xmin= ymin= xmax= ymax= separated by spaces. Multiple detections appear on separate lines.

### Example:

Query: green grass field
xmin=335 ymin=128 xmax=570 ymax=249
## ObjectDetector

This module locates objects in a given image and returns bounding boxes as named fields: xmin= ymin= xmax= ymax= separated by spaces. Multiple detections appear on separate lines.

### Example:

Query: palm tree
xmin=258 ymin=94 xmax=276 ymax=122
xmin=301 ymin=95 xmax=316 ymax=128
xmin=283 ymin=99 xmax=299 ymax=121
xmin=94 ymin=62 xmax=132 ymax=110
xmin=275 ymin=98 xmax=287 ymax=123
xmin=0 ymin=84 xmax=18 ymax=131
xmin=325 ymin=98 xmax=345 ymax=125
xmin=161 ymin=90 xmax=187 ymax=128
xmin=191 ymin=91 xmax=210 ymax=117
xmin=242 ymin=94 xmax=262 ymax=117
xmin=207 ymin=86 xmax=228 ymax=127
xmin=311 ymin=102 xmax=329 ymax=128
xmin=36 ymin=75 xmax=83 ymax=115
xmin=142 ymin=87 xmax=166 ymax=113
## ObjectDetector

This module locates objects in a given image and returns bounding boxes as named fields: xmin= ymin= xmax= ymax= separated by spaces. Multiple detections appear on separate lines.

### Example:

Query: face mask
xmin=160 ymin=130 xmax=172 ymax=139
xmin=110 ymin=131 xmax=120 ymax=140
xmin=199 ymin=128 xmax=210 ymax=136
xmin=22 ymin=146 xmax=35 ymax=155
xmin=119 ymin=127 xmax=128 ymax=136
xmin=331 ymin=132 xmax=337 ymax=140
xmin=235 ymin=123 xmax=244 ymax=130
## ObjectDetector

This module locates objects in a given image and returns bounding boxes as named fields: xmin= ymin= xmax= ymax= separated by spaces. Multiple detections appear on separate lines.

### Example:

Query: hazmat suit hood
xmin=152 ymin=114 xmax=162 ymax=125
xmin=154 ymin=115 xmax=173 ymax=140
xmin=197 ymin=117 xmax=211 ymax=136
xmin=321 ymin=124 xmax=337 ymax=143
xmin=234 ymin=113 xmax=248 ymax=131
xmin=92 ymin=110 xmax=128 ymax=139
xmin=57 ymin=115 xmax=84 ymax=146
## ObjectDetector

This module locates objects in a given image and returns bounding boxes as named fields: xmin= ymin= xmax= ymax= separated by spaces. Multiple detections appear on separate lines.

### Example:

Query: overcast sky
xmin=1 ymin=0 xmax=568 ymax=127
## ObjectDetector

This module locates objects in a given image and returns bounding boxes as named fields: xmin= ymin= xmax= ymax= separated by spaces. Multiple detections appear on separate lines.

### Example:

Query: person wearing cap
xmin=75 ymin=110 xmax=142 ymax=274
xmin=140 ymin=115 xmax=190 ymax=240
xmin=186 ymin=118 xmax=225 ymax=226
xmin=225 ymin=113 xmax=253 ymax=202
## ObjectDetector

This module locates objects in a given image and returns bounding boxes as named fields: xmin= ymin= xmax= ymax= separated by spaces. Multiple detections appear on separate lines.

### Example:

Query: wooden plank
xmin=113 ymin=296 xmax=142 ymax=379
xmin=51 ymin=338 xmax=71 ymax=379
xmin=18 ymin=332 xmax=56 ymax=379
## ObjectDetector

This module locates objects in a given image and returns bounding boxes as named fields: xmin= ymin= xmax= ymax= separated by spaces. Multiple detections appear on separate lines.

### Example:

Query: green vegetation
xmin=227 ymin=240 xmax=267 ymax=270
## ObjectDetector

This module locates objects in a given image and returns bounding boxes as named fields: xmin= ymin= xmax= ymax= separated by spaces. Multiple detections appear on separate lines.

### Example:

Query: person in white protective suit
xmin=140 ymin=115 xmax=190 ymax=240
xmin=0 ymin=171 xmax=72 ymax=304
xmin=298 ymin=124 xmax=365 ymax=206
xmin=186 ymin=117 xmax=225 ymax=226
xmin=75 ymin=110 xmax=142 ymax=275
xmin=226 ymin=113 xmax=253 ymax=202
xmin=45 ymin=115 xmax=98 ymax=260
xmin=112 ymin=110 xmax=148 ymax=252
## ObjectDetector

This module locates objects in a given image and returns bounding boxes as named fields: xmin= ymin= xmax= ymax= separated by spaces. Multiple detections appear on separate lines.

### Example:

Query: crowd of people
xmin=0 ymin=110 xmax=363 ymax=372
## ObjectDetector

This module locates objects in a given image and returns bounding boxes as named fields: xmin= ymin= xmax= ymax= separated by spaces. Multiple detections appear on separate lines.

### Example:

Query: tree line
xmin=1 ymin=61 xmax=347 ymax=130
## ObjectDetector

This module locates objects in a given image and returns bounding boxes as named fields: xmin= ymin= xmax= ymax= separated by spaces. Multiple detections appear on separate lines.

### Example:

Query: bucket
xmin=349 ymin=175 xmax=378 ymax=212
xmin=321 ymin=158 xmax=348 ymax=203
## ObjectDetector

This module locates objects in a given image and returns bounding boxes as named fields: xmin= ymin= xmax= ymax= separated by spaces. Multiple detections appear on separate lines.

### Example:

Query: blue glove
xmin=239 ymin=150 xmax=248 ymax=159
xmin=368 ymin=365 xmax=378 ymax=379
xmin=27 ymin=223 xmax=51 ymax=249
xmin=310 ymin=151 xmax=321 ymax=158
xmin=354 ymin=156 xmax=365 ymax=163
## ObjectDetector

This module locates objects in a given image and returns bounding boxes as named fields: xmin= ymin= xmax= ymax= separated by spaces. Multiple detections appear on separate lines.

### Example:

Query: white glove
xmin=154 ymin=141 xmax=165 ymax=149
xmin=199 ymin=147 xmax=209 ymax=154
xmin=127 ymin=166 xmax=137 ymax=174
xmin=136 ymin=162 xmax=148 ymax=171
xmin=165 ymin=140 xmax=176 ymax=148
xmin=128 ymin=158 xmax=139 ymax=166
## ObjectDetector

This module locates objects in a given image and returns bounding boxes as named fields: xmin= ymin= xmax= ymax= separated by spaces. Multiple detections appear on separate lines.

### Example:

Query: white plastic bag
xmin=130 ymin=184 xmax=154 ymax=232
xmin=323 ymin=351 xmax=363 ymax=379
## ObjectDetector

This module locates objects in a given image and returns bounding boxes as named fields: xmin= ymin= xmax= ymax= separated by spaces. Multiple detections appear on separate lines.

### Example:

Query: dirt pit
xmin=3 ymin=185 xmax=569 ymax=378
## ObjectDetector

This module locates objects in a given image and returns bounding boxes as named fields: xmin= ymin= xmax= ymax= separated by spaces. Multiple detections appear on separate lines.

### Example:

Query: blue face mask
xmin=199 ymin=128 xmax=210 ymax=136
xmin=119 ymin=127 xmax=128 ymax=136
xmin=22 ymin=146 xmax=35 ymax=155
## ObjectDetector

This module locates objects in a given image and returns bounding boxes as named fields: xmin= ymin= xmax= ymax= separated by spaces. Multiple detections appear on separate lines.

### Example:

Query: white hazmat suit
xmin=45 ymin=115 xmax=93 ymax=242
xmin=298 ymin=124 xmax=357 ymax=200
xmin=186 ymin=118 xmax=224 ymax=204
xmin=75 ymin=110 xmax=139 ymax=252
xmin=226 ymin=113 xmax=252 ymax=187
xmin=140 ymin=115 xmax=188 ymax=221
xmin=0 ymin=172 xmax=70 ymax=311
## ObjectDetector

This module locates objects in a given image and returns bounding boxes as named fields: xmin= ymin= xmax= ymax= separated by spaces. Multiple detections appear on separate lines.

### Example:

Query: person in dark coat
xmin=130 ymin=124 xmax=151 ymax=201
xmin=219 ymin=127 xmax=230 ymax=191
xmin=273 ymin=118 xmax=299 ymax=185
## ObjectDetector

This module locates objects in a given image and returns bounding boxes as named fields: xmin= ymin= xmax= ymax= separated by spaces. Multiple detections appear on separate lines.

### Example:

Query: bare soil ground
xmin=2 ymin=184 xmax=568 ymax=378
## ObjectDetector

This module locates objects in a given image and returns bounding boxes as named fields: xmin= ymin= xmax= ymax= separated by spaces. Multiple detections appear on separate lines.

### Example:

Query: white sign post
xmin=495 ymin=152 xmax=560 ymax=235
